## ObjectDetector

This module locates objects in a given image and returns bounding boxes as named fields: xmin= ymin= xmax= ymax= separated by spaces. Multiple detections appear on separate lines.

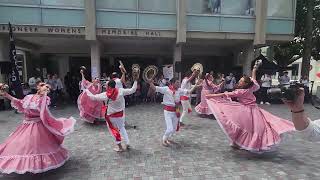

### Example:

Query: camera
xmin=267 ymin=82 xmax=304 ymax=101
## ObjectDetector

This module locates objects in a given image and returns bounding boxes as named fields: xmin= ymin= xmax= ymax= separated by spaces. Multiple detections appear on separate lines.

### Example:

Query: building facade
xmin=0 ymin=0 xmax=296 ymax=83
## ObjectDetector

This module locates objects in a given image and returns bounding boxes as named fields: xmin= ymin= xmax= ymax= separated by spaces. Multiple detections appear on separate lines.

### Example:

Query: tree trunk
xmin=301 ymin=0 xmax=314 ymax=78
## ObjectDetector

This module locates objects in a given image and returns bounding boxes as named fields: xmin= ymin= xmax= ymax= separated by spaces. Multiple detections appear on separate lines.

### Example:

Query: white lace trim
xmin=0 ymin=154 xmax=69 ymax=174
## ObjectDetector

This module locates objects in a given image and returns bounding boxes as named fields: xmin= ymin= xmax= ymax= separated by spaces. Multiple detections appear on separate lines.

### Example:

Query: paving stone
xmin=0 ymin=104 xmax=319 ymax=179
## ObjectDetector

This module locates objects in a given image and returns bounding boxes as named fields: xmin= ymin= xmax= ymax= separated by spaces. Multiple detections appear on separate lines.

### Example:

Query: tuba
xmin=132 ymin=64 xmax=140 ymax=80
xmin=143 ymin=65 xmax=158 ymax=82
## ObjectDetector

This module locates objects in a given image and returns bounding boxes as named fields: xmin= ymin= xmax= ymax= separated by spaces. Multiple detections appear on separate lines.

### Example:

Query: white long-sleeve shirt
xmin=86 ymin=81 xmax=137 ymax=115
xmin=260 ymin=74 xmax=272 ymax=88
xmin=156 ymin=86 xmax=189 ymax=107
xmin=180 ymin=78 xmax=192 ymax=97
xmin=299 ymin=119 xmax=320 ymax=142
xmin=114 ymin=78 xmax=123 ymax=89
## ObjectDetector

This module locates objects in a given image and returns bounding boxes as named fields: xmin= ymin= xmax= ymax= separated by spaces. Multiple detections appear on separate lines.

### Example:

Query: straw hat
xmin=143 ymin=65 xmax=158 ymax=82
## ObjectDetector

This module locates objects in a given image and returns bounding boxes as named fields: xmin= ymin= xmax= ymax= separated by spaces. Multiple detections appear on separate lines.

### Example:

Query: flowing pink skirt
xmin=206 ymin=97 xmax=295 ymax=153
xmin=0 ymin=121 xmax=69 ymax=174
xmin=195 ymin=89 xmax=212 ymax=115
xmin=78 ymin=91 xmax=103 ymax=123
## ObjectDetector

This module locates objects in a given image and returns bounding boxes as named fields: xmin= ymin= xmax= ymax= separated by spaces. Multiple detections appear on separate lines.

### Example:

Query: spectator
xmin=259 ymin=73 xmax=272 ymax=105
xmin=64 ymin=72 xmax=71 ymax=100
xmin=224 ymin=73 xmax=236 ymax=92
xmin=133 ymin=79 xmax=142 ymax=104
xmin=54 ymin=74 xmax=64 ymax=104
xmin=22 ymin=83 xmax=31 ymax=96
xmin=158 ymin=74 xmax=167 ymax=87
xmin=28 ymin=76 xmax=37 ymax=94
xmin=279 ymin=71 xmax=290 ymax=85
xmin=300 ymin=75 xmax=310 ymax=102
xmin=70 ymin=75 xmax=79 ymax=103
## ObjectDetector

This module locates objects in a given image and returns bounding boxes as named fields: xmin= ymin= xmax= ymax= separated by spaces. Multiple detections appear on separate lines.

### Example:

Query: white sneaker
xmin=265 ymin=102 xmax=271 ymax=105
xmin=260 ymin=102 xmax=264 ymax=105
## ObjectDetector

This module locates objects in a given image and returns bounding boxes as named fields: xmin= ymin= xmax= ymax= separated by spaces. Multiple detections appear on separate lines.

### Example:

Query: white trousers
xmin=110 ymin=117 xmax=130 ymax=145
xmin=163 ymin=110 xmax=179 ymax=141
xmin=180 ymin=99 xmax=192 ymax=123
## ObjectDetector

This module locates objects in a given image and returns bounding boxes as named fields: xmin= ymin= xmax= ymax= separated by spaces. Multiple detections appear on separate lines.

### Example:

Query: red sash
xmin=180 ymin=96 xmax=189 ymax=101
xmin=180 ymin=96 xmax=192 ymax=113
xmin=164 ymin=105 xmax=180 ymax=132
xmin=105 ymin=110 xmax=124 ymax=142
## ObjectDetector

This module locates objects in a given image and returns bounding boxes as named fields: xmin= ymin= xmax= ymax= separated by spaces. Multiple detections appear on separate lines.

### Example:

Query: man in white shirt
xmin=180 ymin=70 xmax=199 ymax=125
xmin=259 ymin=73 xmax=272 ymax=105
xmin=149 ymin=78 xmax=198 ymax=147
xmin=279 ymin=71 xmax=290 ymax=85
xmin=284 ymin=88 xmax=320 ymax=142
xmin=224 ymin=73 xmax=236 ymax=92
xmin=85 ymin=77 xmax=138 ymax=152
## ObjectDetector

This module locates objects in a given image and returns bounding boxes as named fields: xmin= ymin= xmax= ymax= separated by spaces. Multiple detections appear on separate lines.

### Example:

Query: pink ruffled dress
xmin=0 ymin=94 xmax=76 ymax=174
xmin=77 ymin=80 xmax=103 ymax=123
xmin=206 ymin=80 xmax=295 ymax=153
xmin=195 ymin=80 xmax=221 ymax=115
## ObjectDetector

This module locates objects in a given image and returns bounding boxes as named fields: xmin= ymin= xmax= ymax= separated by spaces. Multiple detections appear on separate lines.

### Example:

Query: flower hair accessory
xmin=0 ymin=83 xmax=9 ymax=91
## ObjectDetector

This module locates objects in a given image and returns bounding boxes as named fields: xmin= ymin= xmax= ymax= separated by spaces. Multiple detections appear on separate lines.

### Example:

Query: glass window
xmin=268 ymin=0 xmax=294 ymax=18
xmin=138 ymin=0 xmax=176 ymax=12
xmin=187 ymin=0 xmax=208 ymax=14
xmin=96 ymin=0 xmax=136 ymax=10
xmin=187 ymin=0 xmax=255 ymax=15
xmin=0 ymin=0 xmax=40 ymax=5
xmin=41 ymin=0 xmax=84 ymax=7
xmin=221 ymin=0 xmax=255 ymax=16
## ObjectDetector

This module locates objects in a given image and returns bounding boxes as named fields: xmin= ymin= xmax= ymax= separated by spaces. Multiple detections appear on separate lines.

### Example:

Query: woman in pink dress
xmin=195 ymin=73 xmax=224 ymax=116
xmin=0 ymin=82 xmax=76 ymax=174
xmin=77 ymin=70 xmax=103 ymax=123
xmin=206 ymin=65 xmax=295 ymax=153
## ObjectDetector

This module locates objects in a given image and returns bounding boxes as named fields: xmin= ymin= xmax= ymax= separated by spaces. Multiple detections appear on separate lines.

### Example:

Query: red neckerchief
xmin=106 ymin=88 xmax=118 ymax=101
xmin=169 ymin=85 xmax=176 ymax=95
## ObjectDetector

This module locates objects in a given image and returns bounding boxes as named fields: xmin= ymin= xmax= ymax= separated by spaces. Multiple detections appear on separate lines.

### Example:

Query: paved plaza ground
xmin=0 ymin=103 xmax=319 ymax=180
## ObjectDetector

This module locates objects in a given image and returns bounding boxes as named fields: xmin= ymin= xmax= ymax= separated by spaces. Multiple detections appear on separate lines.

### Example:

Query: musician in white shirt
xmin=284 ymin=88 xmax=320 ymax=142
xmin=85 ymin=77 xmax=138 ymax=152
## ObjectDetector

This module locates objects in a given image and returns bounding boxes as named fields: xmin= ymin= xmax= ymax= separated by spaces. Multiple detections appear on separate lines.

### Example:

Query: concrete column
xmin=173 ymin=44 xmax=182 ymax=81
xmin=91 ymin=41 xmax=101 ymax=78
xmin=0 ymin=37 xmax=9 ymax=82
xmin=176 ymin=0 xmax=187 ymax=44
xmin=242 ymin=44 xmax=254 ymax=76
xmin=85 ymin=0 xmax=97 ymax=40
xmin=254 ymin=0 xmax=268 ymax=46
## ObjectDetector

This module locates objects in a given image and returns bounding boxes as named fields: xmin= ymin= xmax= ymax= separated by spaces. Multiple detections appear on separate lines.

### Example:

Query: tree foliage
xmin=272 ymin=0 xmax=320 ymax=71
